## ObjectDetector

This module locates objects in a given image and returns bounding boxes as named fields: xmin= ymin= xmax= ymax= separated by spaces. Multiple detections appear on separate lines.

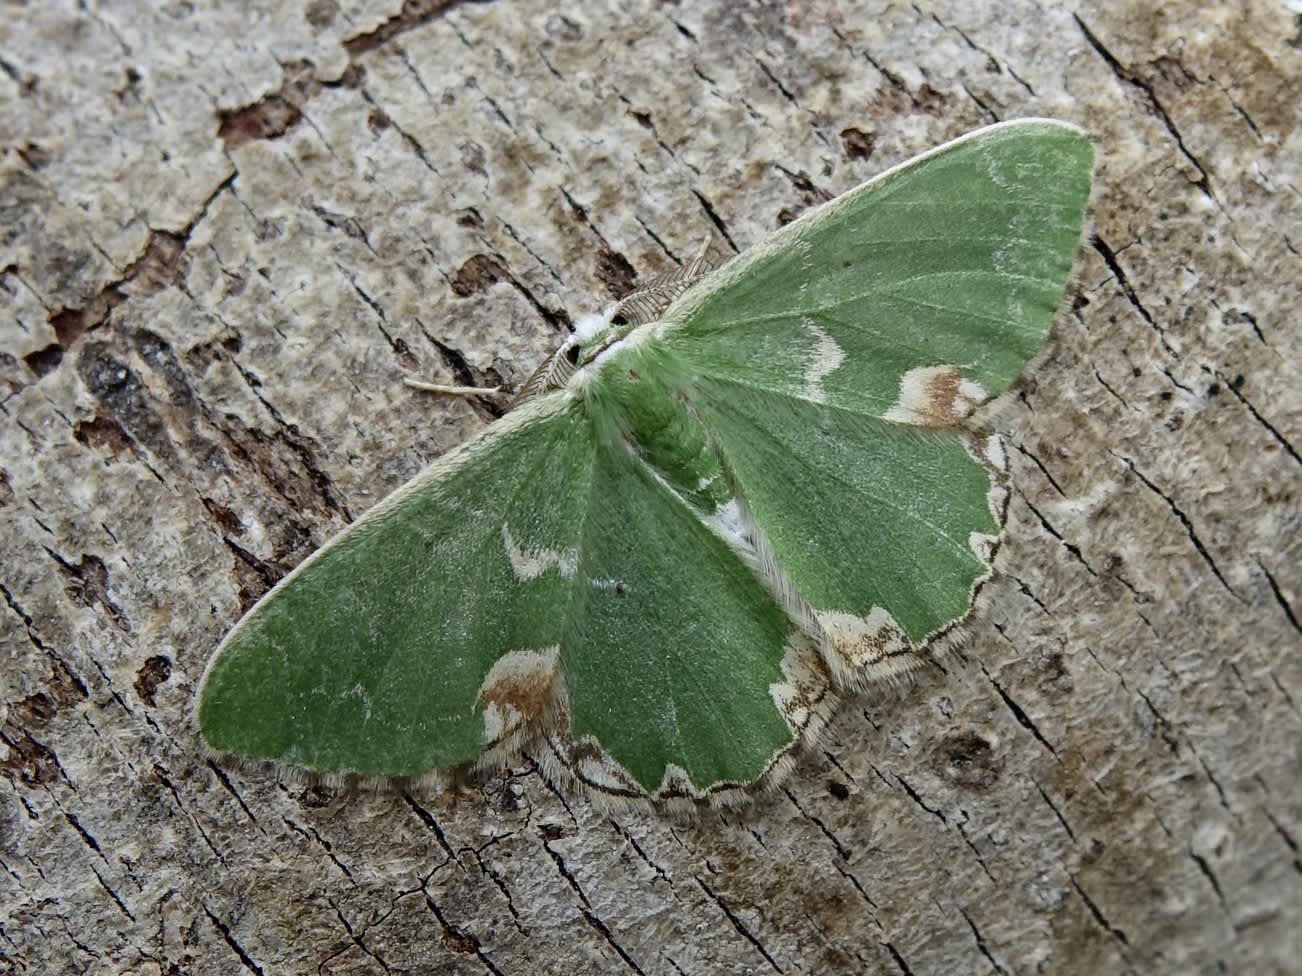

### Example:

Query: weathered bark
xmin=1 ymin=1 xmax=1298 ymax=973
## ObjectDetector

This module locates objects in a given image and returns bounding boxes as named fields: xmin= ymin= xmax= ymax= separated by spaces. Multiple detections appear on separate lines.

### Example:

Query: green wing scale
xmin=198 ymin=120 xmax=1093 ymax=806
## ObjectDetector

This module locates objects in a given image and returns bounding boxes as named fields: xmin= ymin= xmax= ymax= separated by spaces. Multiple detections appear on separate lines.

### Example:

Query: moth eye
xmin=611 ymin=312 xmax=629 ymax=326
xmin=564 ymin=344 xmax=581 ymax=365
xmin=614 ymin=581 xmax=628 ymax=596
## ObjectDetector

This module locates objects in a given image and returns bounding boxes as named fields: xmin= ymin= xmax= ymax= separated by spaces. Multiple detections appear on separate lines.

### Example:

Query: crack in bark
xmin=469 ymin=80 xmax=517 ymax=135
xmin=1131 ymin=686 xmax=1180 ymax=754
xmin=89 ymin=864 xmax=135 ymax=922
xmin=60 ymin=809 xmax=107 ymax=863
xmin=1211 ymin=370 xmax=1301 ymax=467
xmin=1188 ymin=744 xmax=1231 ymax=811
xmin=466 ymin=842 xmax=529 ymax=936
xmin=85 ymin=652 xmax=135 ymax=719
xmin=559 ymin=185 xmax=617 ymax=253
xmin=203 ymin=904 xmax=265 ymax=974
xmin=1074 ymin=15 xmax=1214 ymax=199
xmin=695 ymin=877 xmax=783 ymax=974
xmin=1013 ymin=576 xmax=1053 ymax=616
xmin=1014 ymin=490 xmax=1098 ymax=576
xmin=1265 ymin=668 xmax=1300 ymax=717
xmin=1188 ymin=851 xmax=1228 ymax=910
xmin=543 ymin=837 xmax=649 ymax=974
xmin=1256 ymin=559 xmax=1300 ymax=635
xmin=882 ymin=939 xmax=917 ymax=975
xmin=153 ymin=762 xmax=226 ymax=863
xmin=958 ymin=906 xmax=1008 ymax=975
xmin=783 ymin=787 xmax=850 ymax=859
xmin=59 ymin=923 xmax=102 ymax=964
xmin=1069 ymin=876 xmax=1131 ymax=948
xmin=616 ymin=87 xmax=696 ymax=173
xmin=341 ymin=270 xmax=404 ymax=354
xmin=1112 ymin=452 xmax=1239 ymax=598
xmin=754 ymin=57 xmax=800 ymax=110
xmin=221 ymin=536 xmax=280 ymax=600
xmin=326 ymin=897 xmax=394 ymax=973
xmin=282 ymin=816 xmax=355 ymax=881
xmin=360 ymin=84 xmax=440 ymax=175
xmin=0 ymin=581 xmax=58 ymax=660
xmin=690 ymin=190 xmax=738 ymax=253
xmin=608 ymin=819 xmax=675 ymax=888
xmin=981 ymin=662 xmax=1063 ymax=765
xmin=954 ymin=811 xmax=997 ymax=884
xmin=1091 ymin=237 xmax=1175 ymax=358
xmin=401 ymin=792 xmax=457 ymax=859
xmin=494 ymin=223 xmax=566 ymax=292
xmin=1159 ymin=367 xmax=1195 ymax=396
xmin=894 ymin=774 xmax=947 ymax=825
xmin=1093 ymin=367 xmax=1131 ymax=408
xmin=836 ymin=864 xmax=881 ymax=913
xmin=821 ymin=749 xmax=858 ymax=785
xmin=1034 ymin=780 xmax=1077 ymax=843
xmin=1262 ymin=808 xmax=1302 ymax=873
xmin=422 ymin=889 xmax=506 ymax=975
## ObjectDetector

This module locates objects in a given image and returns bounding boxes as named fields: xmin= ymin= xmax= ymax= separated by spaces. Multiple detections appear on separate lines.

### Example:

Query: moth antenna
xmin=507 ymin=343 xmax=578 ymax=409
xmin=607 ymin=240 xmax=717 ymax=325
xmin=683 ymin=236 xmax=712 ymax=276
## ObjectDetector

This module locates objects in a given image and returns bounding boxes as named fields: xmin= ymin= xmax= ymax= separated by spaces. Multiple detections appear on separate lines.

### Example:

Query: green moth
xmin=197 ymin=119 xmax=1093 ymax=809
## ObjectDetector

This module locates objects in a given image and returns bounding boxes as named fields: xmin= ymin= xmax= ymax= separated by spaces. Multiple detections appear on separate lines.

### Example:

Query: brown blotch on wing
xmin=884 ymin=365 xmax=988 ymax=428
xmin=477 ymin=647 xmax=560 ymax=746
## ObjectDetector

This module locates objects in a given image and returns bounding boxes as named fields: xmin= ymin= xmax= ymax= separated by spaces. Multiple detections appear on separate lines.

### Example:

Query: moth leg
xmin=402 ymin=377 xmax=503 ymax=396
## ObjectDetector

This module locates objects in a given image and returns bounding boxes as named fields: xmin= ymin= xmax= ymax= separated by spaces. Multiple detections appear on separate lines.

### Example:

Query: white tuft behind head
xmin=572 ymin=310 xmax=612 ymax=341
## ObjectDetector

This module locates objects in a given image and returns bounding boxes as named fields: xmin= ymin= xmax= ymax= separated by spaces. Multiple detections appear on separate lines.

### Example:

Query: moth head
xmin=512 ymin=250 xmax=716 ymax=406
xmin=564 ymin=305 xmax=640 ymax=371
xmin=569 ymin=306 xmax=629 ymax=360
xmin=509 ymin=309 xmax=632 ymax=406
xmin=572 ymin=308 xmax=616 ymax=342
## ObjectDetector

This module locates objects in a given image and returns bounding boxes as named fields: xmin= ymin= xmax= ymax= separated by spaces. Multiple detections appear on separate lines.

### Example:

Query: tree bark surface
xmin=1 ymin=2 xmax=1298 ymax=974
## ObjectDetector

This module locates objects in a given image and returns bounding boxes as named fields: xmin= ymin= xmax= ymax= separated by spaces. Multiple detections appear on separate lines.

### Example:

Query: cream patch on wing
xmin=769 ymin=631 xmax=834 ymax=737
xmin=477 ymin=646 xmax=559 ymax=745
xmin=801 ymin=321 xmax=845 ymax=403
xmin=545 ymin=729 xmax=645 ymax=798
xmin=817 ymin=608 xmax=912 ymax=673
xmin=501 ymin=524 xmax=577 ymax=580
xmin=981 ymin=432 xmax=1007 ymax=471
xmin=883 ymin=365 xmax=988 ymax=427
xmin=969 ymin=529 xmax=999 ymax=563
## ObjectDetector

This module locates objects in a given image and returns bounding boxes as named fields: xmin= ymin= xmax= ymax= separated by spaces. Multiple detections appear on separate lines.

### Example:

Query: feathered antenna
xmin=406 ymin=239 xmax=715 ymax=408
xmin=607 ymin=238 xmax=714 ymax=325
xmin=505 ymin=341 xmax=579 ymax=409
